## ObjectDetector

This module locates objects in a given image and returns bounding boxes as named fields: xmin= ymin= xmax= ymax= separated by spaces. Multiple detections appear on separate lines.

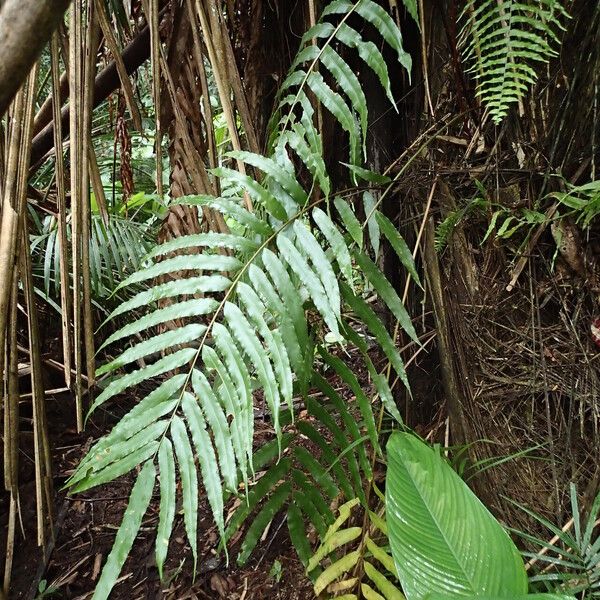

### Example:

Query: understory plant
xmin=386 ymin=432 xmax=597 ymax=600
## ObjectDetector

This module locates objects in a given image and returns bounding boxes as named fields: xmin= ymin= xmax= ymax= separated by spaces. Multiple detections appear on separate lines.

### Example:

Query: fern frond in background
xmin=30 ymin=213 xmax=154 ymax=307
xmin=459 ymin=0 xmax=569 ymax=124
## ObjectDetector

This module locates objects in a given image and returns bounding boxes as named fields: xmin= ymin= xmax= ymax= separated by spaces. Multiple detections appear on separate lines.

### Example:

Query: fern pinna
xmin=68 ymin=1 xmax=419 ymax=597
xmin=459 ymin=0 xmax=569 ymax=124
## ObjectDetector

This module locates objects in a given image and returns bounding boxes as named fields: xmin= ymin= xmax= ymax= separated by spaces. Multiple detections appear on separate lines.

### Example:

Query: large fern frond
xmin=69 ymin=2 xmax=420 ymax=597
xmin=459 ymin=0 xmax=569 ymax=124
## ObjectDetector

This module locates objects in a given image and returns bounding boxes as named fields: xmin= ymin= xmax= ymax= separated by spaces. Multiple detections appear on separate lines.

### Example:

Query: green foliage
xmin=512 ymin=483 xmax=600 ymax=597
xmin=385 ymin=433 xmax=582 ymax=600
xmin=550 ymin=180 xmax=600 ymax=228
xmin=459 ymin=0 xmax=569 ymax=124
xmin=30 ymin=211 xmax=154 ymax=307
xmin=306 ymin=498 xmax=404 ymax=600
xmin=70 ymin=2 xmax=420 ymax=597
xmin=386 ymin=432 xmax=528 ymax=598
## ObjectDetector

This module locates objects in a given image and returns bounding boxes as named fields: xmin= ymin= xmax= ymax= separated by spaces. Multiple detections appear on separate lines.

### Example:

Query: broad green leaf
xmin=117 ymin=254 xmax=241 ymax=289
xmin=224 ymin=458 xmax=292 ymax=544
xmin=93 ymin=461 xmax=155 ymax=600
xmin=293 ymin=221 xmax=341 ymax=320
xmin=212 ymin=167 xmax=288 ymax=222
xmin=277 ymin=233 xmax=340 ymax=337
xmin=342 ymin=163 xmax=392 ymax=184
xmin=248 ymin=263 xmax=304 ymax=379
xmin=97 ymin=324 xmax=205 ymax=375
xmin=191 ymin=370 xmax=237 ymax=492
xmin=211 ymin=323 xmax=254 ymax=472
xmin=75 ymin=376 xmax=184 ymax=474
xmin=319 ymin=349 xmax=380 ymax=457
xmin=71 ymin=440 xmax=160 ymax=493
xmin=170 ymin=416 xmax=199 ymax=572
xmin=366 ymin=538 xmax=396 ymax=575
xmin=425 ymin=596 xmax=576 ymax=600
xmin=308 ymin=527 xmax=362 ymax=571
xmin=294 ymin=441 xmax=342 ymax=501
xmin=291 ymin=468 xmax=334 ymax=528
xmin=342 ymin=324 xmax=403 ymax=425
xmin=224 ymin=302 xmax=281 ymax=443
xmin=261 ymin=248 xmax=309 ymax=361
xmin=321 ymin=46 xmax=368 ymax=152
xmin=70 ymin=420 xmax=166 ymax=489
xmin=236 ymin=282 xmax=293 ymax=413
xmin=363 ymin=191 xmax=380 ymax=259
xmin=312 ymin=207 xmax=353 ymax=282
xmin=104 ymin=275 xmax=230 ymax=322
xmin=335 ymin=196 xmax=363 ymax=247
xmin=227 ymin=150 xmax=307 ymax=206
xmin=323 ymin=0 xmax=412 ymax=77
xmin=202 ymin=345 xmax=249 ymax=489
xmin=336 ymin=23 xmax=395 ymax=108
xmin=306 ymin=390 xmax=366 ymax=500
xmin=386 ymin=433 xmax=528 ymax=599
xmin=341 ymin=282 xmax=409 ymax=391
xmin=173 ymin=195 xmax=272 ymax=236
xmin=362 ymin=582 xmax=386 ymax=600
xmin=314 ymin=549 xmax=360 ymax=596
xmin=288 ymin=503 xmax=312 ymax=568
xmin=363 ymin=561 xmax=404 ymax=600
xmin=147 ymin=233 xmax=258 ymax=258
xmin=100 ymin=298 xmax=216 ymax=349
xmin=156 ymin=440 xmax=176 ymax=581
xmin=307 ymin=71 xmax=360 ymax=166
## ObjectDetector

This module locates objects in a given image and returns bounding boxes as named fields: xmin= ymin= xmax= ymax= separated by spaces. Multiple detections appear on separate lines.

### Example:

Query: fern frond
xmin=459 ymin=0 xmax=569 ymax=124
xmin=70 ymin=2 xmax=421 ymax=595
xmin=307 ymin=498 xmax=404 ymax=600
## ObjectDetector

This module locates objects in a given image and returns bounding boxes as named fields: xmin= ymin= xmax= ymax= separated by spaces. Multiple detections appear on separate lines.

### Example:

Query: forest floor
xmin=3 ymin=391 xmax=314 ymax=600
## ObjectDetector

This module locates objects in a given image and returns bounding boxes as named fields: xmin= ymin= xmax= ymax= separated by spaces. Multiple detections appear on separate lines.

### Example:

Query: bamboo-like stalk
xmin=186 ymin=1 xmax=218 ymax=174
xmin=21 ymin=225 xmax=54 ymax=548
xmin=3 ymin=271 xmax=19 ymax=495
xmin=69 ymin=0 xmax=84 ymax=430
xmin=1 ymin=271 xmax=18 ymax=598
xmin=147 ymin=0 xmax=163 ymax=198
xmin=1 ymin=62 xmax=38 ymax=599
xmin=0 ymin=87 xmax=26 ymax=371
xmin=81 ymin=0 xmax=97 ymax=388
xmin=195 ymin=0 xmax=253 ymax=211
xmin=51 ymin=30 xmax=73 ymax=388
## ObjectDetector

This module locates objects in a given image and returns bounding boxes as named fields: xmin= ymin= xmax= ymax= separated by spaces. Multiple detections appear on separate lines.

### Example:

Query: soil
xmin=2 ymin=391 xmax=314 ymax=600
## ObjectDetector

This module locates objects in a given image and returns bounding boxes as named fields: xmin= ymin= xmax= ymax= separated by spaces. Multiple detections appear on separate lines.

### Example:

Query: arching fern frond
xmin=459 ymin=0 xmax=569 ymax=124
xmin=69 ymin=2 xmax=420 ymax=597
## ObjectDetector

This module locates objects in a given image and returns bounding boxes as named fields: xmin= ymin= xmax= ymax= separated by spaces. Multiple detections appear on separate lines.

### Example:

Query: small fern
xmin=69 ymin=2 xmax=420 ymax=597
xmin=459 ymin=0 xmax=569 ymax=124
xmin=306 ymin=497 xmax=404 ymax=600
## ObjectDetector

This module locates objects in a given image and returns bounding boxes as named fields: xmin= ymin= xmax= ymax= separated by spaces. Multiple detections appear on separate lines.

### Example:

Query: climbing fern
xmin=459 ymin=0 xmax=569 ymax=124
xmin=69 ymin=1 xmax=419 ymax=597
